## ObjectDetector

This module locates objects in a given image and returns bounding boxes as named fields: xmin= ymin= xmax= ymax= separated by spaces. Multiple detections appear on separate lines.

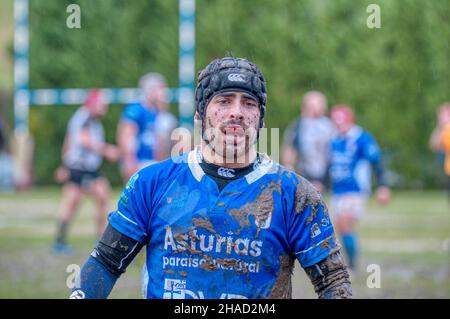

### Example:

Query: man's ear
xmin=194 ymin=111 xmax=201 ymax=121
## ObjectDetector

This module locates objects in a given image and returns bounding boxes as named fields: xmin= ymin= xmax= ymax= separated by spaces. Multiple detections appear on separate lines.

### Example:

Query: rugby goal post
xmin=13 ymin=0 xmax=196 ymax=188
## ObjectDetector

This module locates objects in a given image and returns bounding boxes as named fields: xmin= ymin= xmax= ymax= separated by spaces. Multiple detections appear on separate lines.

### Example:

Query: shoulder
xmin=122 ymin=102 xmax=144 ymax=120
xmin=134 ymin=152 xmax=190 ymax=186
xmin=156 ymin=112 xmax=178 ymax=130
xmin=321 ymin=117 xmax=335 ymax=132
xmin=357 ymin=127 xmax=377 ymax=145
xmin=443 ymin=124 xmax=450 ymax=138
xmin=69 ymin=107 xmax=89 ymax=128
xmin=267 ymin=162 xmax=323 ymax=210
xmin=285 ymin=116 xmax=302 ymax=133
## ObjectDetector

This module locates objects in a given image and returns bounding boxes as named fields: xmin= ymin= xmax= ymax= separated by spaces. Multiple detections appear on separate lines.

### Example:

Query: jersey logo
xmin=163 ymin=278 xmax=205 ymax=299
xmin=310 ymin=223 xmax=322 ymax=238
xmin=163 ymin=278 xmax=247 ymax=299
xmin=228 ymin=73 xmax=246 ymax=82
xmin=217 ymin=167 xmax=235 ymax=178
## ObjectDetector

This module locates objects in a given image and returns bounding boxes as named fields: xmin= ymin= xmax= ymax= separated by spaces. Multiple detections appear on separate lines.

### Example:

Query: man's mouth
xmin=222 ymin=125 xmax=245 ymax=136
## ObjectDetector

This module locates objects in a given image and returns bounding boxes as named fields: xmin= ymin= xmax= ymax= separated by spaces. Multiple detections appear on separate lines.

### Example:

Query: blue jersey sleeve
xmin=121 ymin=103 xmax=142 ymax=124
xmin=108 ymin=172 xmax=150 ymax=243
xmin=361 ymin=132 xmax=381 ymax=163
xmin=361 ymin=132 xmax=386 ymax=186
xmin=288 ymin=180 xmax=338 ymax=268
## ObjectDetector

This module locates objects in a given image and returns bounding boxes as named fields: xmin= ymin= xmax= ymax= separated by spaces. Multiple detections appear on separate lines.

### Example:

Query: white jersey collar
xmin=187 ymin=146 xmax=274 ymax=185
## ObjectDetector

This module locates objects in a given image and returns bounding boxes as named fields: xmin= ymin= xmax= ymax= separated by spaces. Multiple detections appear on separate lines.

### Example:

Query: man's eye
xmin=245 ymin=101 xmax=257 ymax=108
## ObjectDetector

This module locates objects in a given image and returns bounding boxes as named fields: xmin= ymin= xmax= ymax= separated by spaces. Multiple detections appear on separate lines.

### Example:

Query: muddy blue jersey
xmin=330 ymin=125 xmax=385 ymax=195
xmin=121 ymin=102 xmax=157 ymax=162
xmin=109 ymin=148 xmax=338 ymax=299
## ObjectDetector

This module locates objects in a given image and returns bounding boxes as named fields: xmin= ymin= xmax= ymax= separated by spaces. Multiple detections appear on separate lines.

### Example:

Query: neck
xmin=142 ymin=98 xmax=155 ymax=109
xmin=200 ymin=141 xmax=257 ymax=168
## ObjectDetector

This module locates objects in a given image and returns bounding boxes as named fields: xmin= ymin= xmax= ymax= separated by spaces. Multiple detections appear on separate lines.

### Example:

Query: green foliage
xmin=25 ymin=0 xmax=450 ymax=187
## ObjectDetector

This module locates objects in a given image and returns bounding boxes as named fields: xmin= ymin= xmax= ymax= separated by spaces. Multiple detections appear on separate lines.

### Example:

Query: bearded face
xmin=202 ymin=91 xmax=260 ymax=164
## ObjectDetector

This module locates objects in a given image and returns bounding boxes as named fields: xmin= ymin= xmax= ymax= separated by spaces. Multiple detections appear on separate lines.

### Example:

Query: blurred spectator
xmin=0 ymin=116 xmax=4 ymax=151
xmin=430 ymin=103 xmax=450 ymax=171
xmin=117 ymin=73 xmax=175 ymax=182
xmin=329 ymin=105 xmax=391 ymax=270
xmin=53 ymin=90 xmax=120 ymax=254
xmin=0 ymin=116 xmax=14 ymax=192
xmin=282 ymin=91 xmax=334 ymax=193
xmin=438 ymin=102 xmax=450 ymax=200
xmin=154 ymin=90 xmax=178 ymax=162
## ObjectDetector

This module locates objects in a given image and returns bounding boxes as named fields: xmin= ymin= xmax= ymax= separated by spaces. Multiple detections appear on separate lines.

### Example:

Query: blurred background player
xmin=117 ymin=73 xmax=176 ymax=182
xmin=154 ymin=87 xmax=178 ymax=161
xmin=329 ymin=105 xmax=391 ymax=270
xmin=0 ymin=115 xmax=14 ymax=191
xmin=438 ymin=102 xmax=450 ymax=201
xmin=430 ymin=103 xmax=450 ymax=176
xmin=53 ymin=90 xmax=119 ymax=254
xmin=282 ymin=91 xmax=334 ymax=193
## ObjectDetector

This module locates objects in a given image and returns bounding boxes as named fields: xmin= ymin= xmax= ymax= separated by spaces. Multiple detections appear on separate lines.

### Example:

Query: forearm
xmin=304 ymin=250 xmax=353 ymax=299
xmin=70 ymin=224 xmax=143 ymax=299
xmin=373 ymin=159 xmax=387 ymax=188
xmin=71 ymin=256 xmax=118 ymax=299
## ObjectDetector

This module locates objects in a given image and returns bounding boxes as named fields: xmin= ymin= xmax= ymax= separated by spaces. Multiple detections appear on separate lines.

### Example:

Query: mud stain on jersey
xmin=227 ymin=180 xmax=281 ymax=235
xmin=224 ymin=191 xmax=242 ymax=197
xmin=268 ymin=254 xmax=295 ymax=299
xmin=199 ymin=255 xmax=251 ymax=274
xmin=200 ymin=255 xmax=219 ymax=272
xmin=173 ymin=228 xmax=202 ymax=254
xmin=192 ymin=217 xmax=217 ymax=235
xmin=294 ymin=176 xmax=325 ymax=216
xmin=320 ymin=234 xmax=337 ymax=251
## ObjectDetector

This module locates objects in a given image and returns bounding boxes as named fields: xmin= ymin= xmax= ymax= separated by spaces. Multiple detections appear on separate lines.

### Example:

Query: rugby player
xmin=71 ymin=58 xmax=352 ymax=299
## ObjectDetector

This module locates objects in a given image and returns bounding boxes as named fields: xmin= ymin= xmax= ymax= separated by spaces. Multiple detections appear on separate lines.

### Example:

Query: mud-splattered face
xmin=203 ymin=91 xmax=260 ymax=163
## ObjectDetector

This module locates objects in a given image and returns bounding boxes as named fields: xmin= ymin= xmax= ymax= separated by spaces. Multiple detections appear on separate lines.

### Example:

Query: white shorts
xmin=331 ymin=193 xmax=368 ymax=219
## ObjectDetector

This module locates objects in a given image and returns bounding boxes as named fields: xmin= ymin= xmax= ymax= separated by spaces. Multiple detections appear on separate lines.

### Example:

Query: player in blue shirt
xmin=117 ymin=73 xmax=167 ymax=181
xmin=329 ymin=105 xmax=391 ymax=270
xmin=70 ymin=57 xmax=352 ymax=299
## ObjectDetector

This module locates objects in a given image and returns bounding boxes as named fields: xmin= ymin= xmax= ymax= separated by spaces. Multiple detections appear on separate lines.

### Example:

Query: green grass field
xmin=0 ymin=188 xmax=449 ymax=298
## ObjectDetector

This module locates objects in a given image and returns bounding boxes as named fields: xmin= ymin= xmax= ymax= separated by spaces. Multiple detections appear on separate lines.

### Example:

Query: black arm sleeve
xmin=91 ymin=223 xmax=144 ymax=277
xmin=304 ymin=250 xmax=353 ymax=299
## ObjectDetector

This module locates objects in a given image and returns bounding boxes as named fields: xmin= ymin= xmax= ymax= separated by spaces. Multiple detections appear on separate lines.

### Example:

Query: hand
xmin=103 ymin=145 xmax=120 ymax=162
xmin=54 ymin=166 xmax=69 ymax=184
xmin=122 ymin=161 xmax=139 ymax=181
xmin=376 ymin=186 xmax=391 ymax=206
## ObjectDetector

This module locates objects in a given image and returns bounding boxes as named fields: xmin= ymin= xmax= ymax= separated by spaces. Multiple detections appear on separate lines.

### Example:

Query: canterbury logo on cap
xmin=227 ymin=73 xmax=246 ymax=82
xmin=217 ymin=167 xmax=235 ymax=178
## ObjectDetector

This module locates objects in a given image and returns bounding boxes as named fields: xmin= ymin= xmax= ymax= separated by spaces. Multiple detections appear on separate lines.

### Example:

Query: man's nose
xmin=229 ymin=99 xmax=244 ymax=120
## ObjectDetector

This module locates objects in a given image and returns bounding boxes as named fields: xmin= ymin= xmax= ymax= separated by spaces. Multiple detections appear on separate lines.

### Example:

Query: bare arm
xmin=304 ymin=250 xmax=353 ymax=299
xmin=117 ymin=121 xmax=139 ymax=180
xmin=281 ymin=145 xmax=298 ymax=171
xmin=80 ymin=128 xmax=119 ymax=162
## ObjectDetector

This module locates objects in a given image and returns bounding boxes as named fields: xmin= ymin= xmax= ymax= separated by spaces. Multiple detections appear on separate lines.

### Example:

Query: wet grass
xmin=0 ymin=188 xmax=449 ymax=298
